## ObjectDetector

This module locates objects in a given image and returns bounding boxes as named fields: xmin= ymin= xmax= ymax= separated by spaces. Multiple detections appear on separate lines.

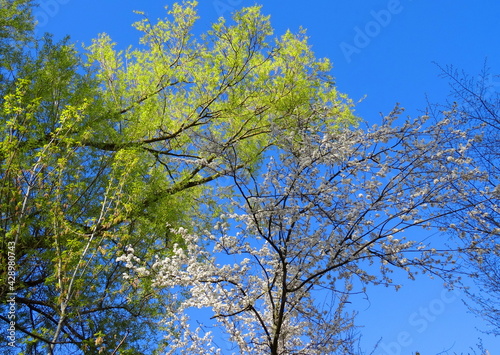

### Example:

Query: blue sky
xmin=33 ymin=0 xmax=500 ymax=353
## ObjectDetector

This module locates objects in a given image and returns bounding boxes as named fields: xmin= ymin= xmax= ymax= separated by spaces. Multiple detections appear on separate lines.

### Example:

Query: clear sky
xmin=33 ymin=0 xmax=500 ymax=353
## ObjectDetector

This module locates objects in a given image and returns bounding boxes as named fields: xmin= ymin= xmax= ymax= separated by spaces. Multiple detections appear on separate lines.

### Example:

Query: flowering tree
xmin=433 ymin=64 xmax=500 ymax=336
xmin=0 ymin=2 xmax=356 ymax=354
xmin=3 ymin=0 xmax=493 ymax=353
xmin=119 ymin=109 xmax=482 ymax=354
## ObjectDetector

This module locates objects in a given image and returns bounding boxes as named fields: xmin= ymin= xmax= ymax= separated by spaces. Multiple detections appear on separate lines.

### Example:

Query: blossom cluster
xmin=117 ymin=110 xmax=487 ymax=354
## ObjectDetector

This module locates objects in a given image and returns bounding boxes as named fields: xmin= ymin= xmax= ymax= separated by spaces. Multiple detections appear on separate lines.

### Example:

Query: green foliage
xmin=0 ymin=0 xmax=34 ymax=74
xmin=1 ymin=1 xmax=356 ymax=354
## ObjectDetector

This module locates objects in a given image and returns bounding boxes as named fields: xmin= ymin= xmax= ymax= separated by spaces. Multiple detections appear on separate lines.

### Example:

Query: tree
xmin=432 ymin=63 xmax=500 ymax=336
xmin=1 ymin=1 xmax=356 ymax=354
xmin=120 ymin=109 xmax=482 ymax=354
xmin=0 ymin=8 xmax=152 ymax=352
xmin=0 ymin=0 xmax=34 ymax=75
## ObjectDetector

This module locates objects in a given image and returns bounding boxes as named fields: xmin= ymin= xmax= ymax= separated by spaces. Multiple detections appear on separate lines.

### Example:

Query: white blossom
xmin=115 ymin=111 xmax=486 ymax=353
